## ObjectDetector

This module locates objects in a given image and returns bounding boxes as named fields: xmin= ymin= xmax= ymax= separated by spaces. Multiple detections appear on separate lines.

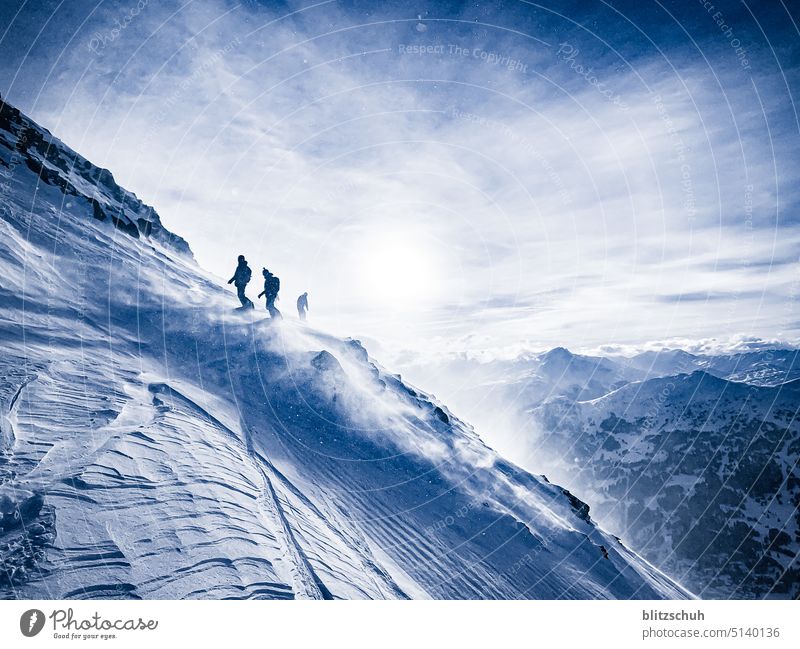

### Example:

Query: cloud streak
xmin=1 ymin=0 xmax=798 ymax=357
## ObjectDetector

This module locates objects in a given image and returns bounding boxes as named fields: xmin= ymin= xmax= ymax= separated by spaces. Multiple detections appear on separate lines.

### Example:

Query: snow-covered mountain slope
xmin=0 ymin=100 xmax=190 ymax=257
xmin=0 ymin=100 xmax=690 ymax=600
xmin=529 ymin=371 xmax=800 ymax=599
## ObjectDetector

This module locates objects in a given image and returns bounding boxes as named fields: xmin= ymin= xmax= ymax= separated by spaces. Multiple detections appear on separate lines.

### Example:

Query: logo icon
xmin=20 ymin=609 xmax=46 ymax=637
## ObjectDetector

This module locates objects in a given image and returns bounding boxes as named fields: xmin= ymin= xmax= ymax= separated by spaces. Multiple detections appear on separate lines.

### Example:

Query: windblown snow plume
xmin=0 ymin=99 xmax=690 ymax=599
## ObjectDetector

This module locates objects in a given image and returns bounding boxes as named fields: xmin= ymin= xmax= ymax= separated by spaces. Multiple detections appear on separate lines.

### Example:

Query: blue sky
xmin=2 ymin=0 xmax=799 ymax=360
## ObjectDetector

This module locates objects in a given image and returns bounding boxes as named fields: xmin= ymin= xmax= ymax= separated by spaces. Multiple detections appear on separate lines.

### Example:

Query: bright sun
xmin=356 ymin=230 xmax=443 ymax=309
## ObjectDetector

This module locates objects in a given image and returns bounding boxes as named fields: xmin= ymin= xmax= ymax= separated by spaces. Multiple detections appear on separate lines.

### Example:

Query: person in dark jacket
xmin=296 ymin=292 xmax=309 ymax=321
xmin=258 ymin=268 xmax=282 ymax=319
xmin=227 ymin=255 xmax=254 ymax=308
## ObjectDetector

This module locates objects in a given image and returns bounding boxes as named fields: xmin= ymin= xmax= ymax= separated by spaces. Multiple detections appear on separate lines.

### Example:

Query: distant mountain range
xmin=401 ymin=346 xmax=800 ymax=598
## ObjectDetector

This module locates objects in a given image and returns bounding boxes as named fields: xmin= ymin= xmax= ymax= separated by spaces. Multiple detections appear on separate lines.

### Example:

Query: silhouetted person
xmin=227 ymin=254 xmax=254 ymax=309
xmin=297 ymin=292 xmax=309 ymax=321
xmin=258 ymin=268 xmax=282 ymax=319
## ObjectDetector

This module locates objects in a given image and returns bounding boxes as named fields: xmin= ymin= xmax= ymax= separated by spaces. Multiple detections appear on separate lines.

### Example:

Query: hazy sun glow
xmin=356 ymin=229 xmax=443 ymax=309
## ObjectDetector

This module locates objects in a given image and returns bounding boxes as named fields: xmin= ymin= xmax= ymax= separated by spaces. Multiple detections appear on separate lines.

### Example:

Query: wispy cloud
xmin=1 ymin=0 xmax=798 ymax=357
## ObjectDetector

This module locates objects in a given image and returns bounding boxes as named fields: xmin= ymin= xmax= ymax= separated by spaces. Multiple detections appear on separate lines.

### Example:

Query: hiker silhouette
xmin=297 ymin=292 xmax=309 ymax=321
xmin=227 ymin=254 xmax=253 ymax=309
xmin=258 ymin=268 xmax=283 ymax=320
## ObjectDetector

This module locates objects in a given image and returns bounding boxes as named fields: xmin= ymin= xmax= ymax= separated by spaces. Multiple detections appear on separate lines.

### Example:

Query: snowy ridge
xmin=0 ymin=101 xmax=690 ymax=599
xmin=0 ymin=98 xmax=191 ymax=257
